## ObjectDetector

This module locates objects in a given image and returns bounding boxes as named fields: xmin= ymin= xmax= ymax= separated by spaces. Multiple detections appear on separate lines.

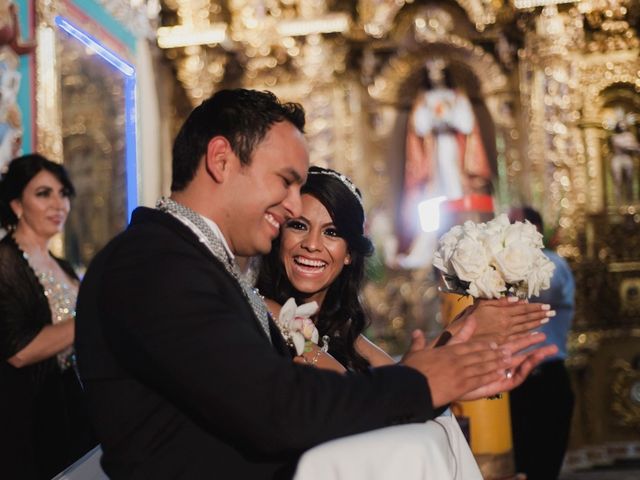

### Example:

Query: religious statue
xmin=399 ymin=59 xmax=492 ymax=260
xmin=608 ymin=111 xmax=640 ymax=205
xmin=405 ymin=59 xmax=491 ymax=201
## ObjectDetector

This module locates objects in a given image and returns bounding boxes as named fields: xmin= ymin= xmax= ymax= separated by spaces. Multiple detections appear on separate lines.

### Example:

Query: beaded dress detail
xmin=24 ymin=252 xmax=77 ymax=371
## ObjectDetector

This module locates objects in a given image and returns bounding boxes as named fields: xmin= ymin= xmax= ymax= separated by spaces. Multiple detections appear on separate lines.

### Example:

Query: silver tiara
xmin=308 ymin=169 xmax=364 ymax=207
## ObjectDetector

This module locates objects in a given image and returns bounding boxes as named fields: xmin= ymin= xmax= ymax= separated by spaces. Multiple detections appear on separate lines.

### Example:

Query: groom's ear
xmin=204 ymin=136 xmax=234 ymax=183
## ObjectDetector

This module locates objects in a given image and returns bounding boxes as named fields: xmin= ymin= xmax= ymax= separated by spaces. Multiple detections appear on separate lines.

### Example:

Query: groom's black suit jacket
xmin=75 ymin=207 xmax=435 ymax=479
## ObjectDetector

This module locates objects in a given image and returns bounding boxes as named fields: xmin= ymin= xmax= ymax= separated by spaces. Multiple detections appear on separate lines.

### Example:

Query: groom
xmin=75 ymin=89 xmax=554 ymax=479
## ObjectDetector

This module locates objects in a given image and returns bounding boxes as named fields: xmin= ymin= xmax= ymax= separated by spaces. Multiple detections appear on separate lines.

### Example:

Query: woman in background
xmin=0 ymin=154 xmax=95 ymax=479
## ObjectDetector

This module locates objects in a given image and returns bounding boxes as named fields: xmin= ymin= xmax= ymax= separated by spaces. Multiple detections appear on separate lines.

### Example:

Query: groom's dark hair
xmin=171 ymin=89 xmax=306 ymax=191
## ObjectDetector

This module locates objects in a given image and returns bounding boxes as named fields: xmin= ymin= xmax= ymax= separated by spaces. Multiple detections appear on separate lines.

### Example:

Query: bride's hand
xmin=449 ymin=297 xmax=555 ymax=343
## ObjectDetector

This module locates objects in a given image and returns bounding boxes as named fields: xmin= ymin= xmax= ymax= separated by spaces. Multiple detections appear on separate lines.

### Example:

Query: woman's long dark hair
xmin=257 ymin=166 xmax=374 ymax=372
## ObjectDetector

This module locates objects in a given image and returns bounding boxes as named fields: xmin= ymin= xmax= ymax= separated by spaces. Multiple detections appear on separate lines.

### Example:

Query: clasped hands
xmin=401 ymin=298 xmax=558 ymax=408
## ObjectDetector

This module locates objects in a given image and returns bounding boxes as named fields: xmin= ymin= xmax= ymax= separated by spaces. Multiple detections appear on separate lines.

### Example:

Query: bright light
xmin=276 ymin=14 xmax=350 ymax=37
xmin=513 ymin=0 xmax=575 ymax=8
xmin=157 ymin=24 xmax=227 ymax=49
xmin=418 ymin=196 xmax=447 ymax=233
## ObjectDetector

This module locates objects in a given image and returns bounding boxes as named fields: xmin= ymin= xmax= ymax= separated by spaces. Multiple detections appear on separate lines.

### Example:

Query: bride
xmin=257 ymin=166 xmax=555 ymax=374
xmin=256 ymin=166 xmax=556 ymax=479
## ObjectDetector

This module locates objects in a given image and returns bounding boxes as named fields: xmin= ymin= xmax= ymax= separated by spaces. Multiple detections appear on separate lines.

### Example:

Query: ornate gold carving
xmin=95 ymin=0 xmax=158 ymax=39
xmin=611 ymin=358 xmax=640 ymax=427
xmin=35 ymin=24 xmax=62 ymax=163
xmin=357 ymin=0 xmax=406 ymax=39
xmin=368 ymin=38 xmax=508 ymax=104
xmin=581 ymin=57 xmax=640 ymax=215
xmin=358 ymin=0 xmax=501 ymax=35
xmin=567 ymin=329 xmax=640 ymax=368
xmin=519 ymin=6 xmax=587 ymax=253
xmin=160 ymin=0 xmax=350 ymax=105
xmin=412 ymin=7 xmax=456 ymax=42
xmin=580 ymin=0 xmax=639 ymax=52
xmin=267 ymin=81 xmax=360 ymax=182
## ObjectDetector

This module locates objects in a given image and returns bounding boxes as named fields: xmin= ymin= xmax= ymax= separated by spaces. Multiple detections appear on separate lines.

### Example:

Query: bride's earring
xmin=344 ymin=255 xmax=351 ymax=265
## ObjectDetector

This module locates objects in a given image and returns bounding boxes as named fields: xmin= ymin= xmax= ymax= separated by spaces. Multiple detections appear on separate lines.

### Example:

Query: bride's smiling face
xmin=279 ymin=194 xmax=351 ymax=307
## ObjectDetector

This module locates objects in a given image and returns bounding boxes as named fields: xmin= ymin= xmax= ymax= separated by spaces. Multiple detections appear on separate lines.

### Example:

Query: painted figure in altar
xmin=608 ymin=111 xmax=640 ymax=205
xmin=404 ymin=59 xmax=491 ymax=202
xmin=398 ymin=59 xmax=491 ymax=266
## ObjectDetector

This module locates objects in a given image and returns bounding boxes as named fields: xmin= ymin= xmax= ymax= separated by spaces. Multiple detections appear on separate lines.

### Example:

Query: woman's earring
xmin=344 ymin=256 xmax=351 ymax=265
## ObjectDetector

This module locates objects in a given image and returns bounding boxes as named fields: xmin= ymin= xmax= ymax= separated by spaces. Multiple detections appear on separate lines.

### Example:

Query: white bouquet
xmin=433 ymin=214 xmax=555 ymax=299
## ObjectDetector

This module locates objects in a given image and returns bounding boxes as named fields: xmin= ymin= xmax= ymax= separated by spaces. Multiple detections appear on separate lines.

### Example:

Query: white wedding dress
xmin=294 ymin=411 xmax=482 ymax=480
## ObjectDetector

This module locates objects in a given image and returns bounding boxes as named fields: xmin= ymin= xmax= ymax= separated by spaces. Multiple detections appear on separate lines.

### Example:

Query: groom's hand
xmin=400 ymin=317 xmax=512 ymax=408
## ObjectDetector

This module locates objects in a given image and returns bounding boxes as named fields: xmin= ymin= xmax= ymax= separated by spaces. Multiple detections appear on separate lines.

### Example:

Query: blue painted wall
xmin=16 ymin=0 xmax=32 ymax=152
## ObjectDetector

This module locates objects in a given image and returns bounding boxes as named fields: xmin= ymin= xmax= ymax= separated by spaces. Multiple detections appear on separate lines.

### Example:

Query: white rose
xmin=484 ymin=214 xmax=510 ymax=237
xmin=467 ymin=267 xmax=506 ymax=299
xmin=526 ymin=252 xmax=556 ymax=297
xmin=492 ymin=214 xmax=511 ymax=229
xmin=433 ymin=249 xmax=451 ymax=274
xmin=472 ymin=216 xmax=506 ymax=260
xmin=462 ymin=220 xmax=482 ymax=241
xmin=450 ymin=236 xmax=490 ymax=281
xmin=504 ymin=221 xmax=543 ymax=249
xmin=482 ymin=229 xmax=505 ymax=258
xmin=440 ymin=226 xmax=463 ymax=260
xmin=494 ymin=241 xmax=535 ymax=283
xmin=434 ymin=225 xmax=463 ymax=274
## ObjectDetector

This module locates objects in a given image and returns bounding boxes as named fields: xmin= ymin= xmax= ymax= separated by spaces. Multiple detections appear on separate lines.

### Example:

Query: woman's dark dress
xmin=0 ymin=234 xmax=96 ymax=479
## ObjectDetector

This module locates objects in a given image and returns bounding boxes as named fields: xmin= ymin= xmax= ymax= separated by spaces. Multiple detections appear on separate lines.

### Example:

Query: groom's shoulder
xmin=84 ymin=207 xmax=208 ymax=279
xmin=107 ymin=207 xmax=195 ymax=254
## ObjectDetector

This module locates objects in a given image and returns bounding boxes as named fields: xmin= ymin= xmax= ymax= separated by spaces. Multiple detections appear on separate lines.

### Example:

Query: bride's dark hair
xmin=257 ymin=166 xmax=374 ymax=372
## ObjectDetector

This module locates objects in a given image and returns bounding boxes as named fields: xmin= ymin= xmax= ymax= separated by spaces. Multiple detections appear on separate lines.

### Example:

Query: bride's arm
xmin=355 ymin=335 xmax=395 ymax=367
xmin=294 ymin=344 xmax=346 ymax=373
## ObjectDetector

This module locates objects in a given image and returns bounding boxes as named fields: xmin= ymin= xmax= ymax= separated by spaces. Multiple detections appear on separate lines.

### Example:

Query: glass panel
xmin=55 ymin=18 xmax=135 ymax=269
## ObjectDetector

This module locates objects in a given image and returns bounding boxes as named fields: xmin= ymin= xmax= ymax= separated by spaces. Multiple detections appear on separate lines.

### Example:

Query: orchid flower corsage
xmin=276 ymin=297 xmax=324 ymax=356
